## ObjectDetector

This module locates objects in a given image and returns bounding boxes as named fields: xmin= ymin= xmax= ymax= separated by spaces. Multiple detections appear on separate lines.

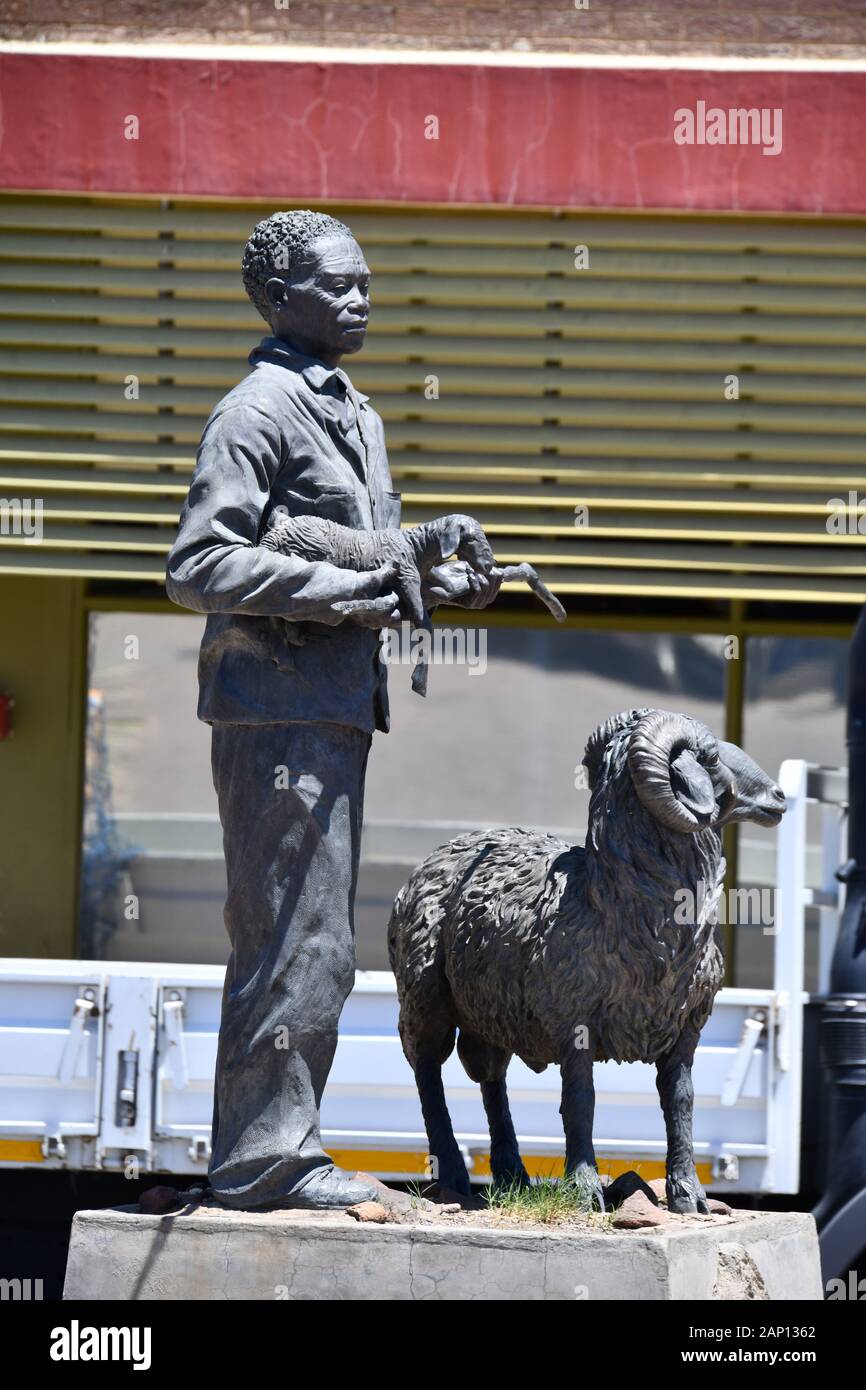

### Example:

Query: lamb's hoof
xmin=666 ymin=1175 xmax=710 ymax=1215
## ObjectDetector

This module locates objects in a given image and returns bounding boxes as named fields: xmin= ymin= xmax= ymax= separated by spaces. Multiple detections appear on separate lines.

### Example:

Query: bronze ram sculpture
xmin=387 ymin=707 xmax=786 ymax=1213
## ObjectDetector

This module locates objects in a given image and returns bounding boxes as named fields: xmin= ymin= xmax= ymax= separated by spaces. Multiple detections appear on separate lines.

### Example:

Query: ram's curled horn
xmin=582 ymin=707 xmax=651 ymax=792
xmin=627 ymin=709 xmax=715 ymax=834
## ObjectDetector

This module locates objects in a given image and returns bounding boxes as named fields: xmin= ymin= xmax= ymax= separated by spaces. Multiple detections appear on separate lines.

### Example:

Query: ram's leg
xmin=656 ymin=1029 xmax=708 ymax=1214
xmin=481 ymin=1078 xmax=531 ymax=1191
xmin=560 ymin=1043 xmax=604 ymax=1208
xmin=457 ymin=1031 xmax=529 ymax=1190
xmin=413 ymin=1048 xmax=472 ymax=1196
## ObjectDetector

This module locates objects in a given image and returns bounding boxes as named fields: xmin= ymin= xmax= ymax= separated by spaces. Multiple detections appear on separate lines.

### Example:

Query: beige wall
xmin=0 ymin=576 xmax=86 ymax=959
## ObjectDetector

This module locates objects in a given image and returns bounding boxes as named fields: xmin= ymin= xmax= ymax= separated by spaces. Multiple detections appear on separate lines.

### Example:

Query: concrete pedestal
xmin=62 ymin=1203 xmax=822 ymax=1301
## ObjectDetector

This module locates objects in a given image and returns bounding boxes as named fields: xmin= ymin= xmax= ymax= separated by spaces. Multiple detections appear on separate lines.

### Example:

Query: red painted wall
xmin=0 ymin=53 xmax=864 ymax=213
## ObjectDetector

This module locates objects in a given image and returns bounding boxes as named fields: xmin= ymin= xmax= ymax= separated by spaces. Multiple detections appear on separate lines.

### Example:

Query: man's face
xmin=266 ymin=235 xmax=371 ymax=364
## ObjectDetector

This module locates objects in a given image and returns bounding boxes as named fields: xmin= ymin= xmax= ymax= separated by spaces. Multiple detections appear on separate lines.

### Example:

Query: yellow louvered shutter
xmin=0 ymin=193 xmax=864 ymax=604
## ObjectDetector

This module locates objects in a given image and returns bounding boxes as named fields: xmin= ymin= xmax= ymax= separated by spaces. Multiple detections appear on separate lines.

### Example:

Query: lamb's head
xmin=408 ymin=514 xmax=496 ymax=576
xmin=582 ymin=708 xmax=785 ymax=837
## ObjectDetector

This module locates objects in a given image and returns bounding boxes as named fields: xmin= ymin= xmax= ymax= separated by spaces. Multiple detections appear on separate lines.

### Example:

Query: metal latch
xmin=116 ymin=1051 xmax=139 ymax=1127
xmin=188 ymin=1136 xmax=211 ymax=1164
xmin=41 ymin=1133 xmax=67 ymax=1161
xmin=162 ymin=992 xmax=189 ymax=1090
xmin=713 ymin=1154 xmax=739 ymax=1182
xmin=721 ymin=1010 xmax=766 ymax=1107
xmin=57 ymin=989 xmax=98 ymax=1083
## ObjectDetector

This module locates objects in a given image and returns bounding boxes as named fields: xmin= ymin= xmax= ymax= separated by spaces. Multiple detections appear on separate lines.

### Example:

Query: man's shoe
xmin=276 ymin=1164 xmax=386 ymax=1210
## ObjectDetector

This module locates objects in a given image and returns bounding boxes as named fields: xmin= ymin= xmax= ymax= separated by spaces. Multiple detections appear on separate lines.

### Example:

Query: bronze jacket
xmin=165 ymin=337 xmax=400 ymax=732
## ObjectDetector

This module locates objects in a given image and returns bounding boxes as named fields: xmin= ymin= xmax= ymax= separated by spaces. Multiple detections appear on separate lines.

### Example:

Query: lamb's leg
xmin=560 ymin=1044 xmax=605 ymax=1208
xmin=414 ymin=1052 xmax=472 ymax=1197
xmin=497 ymin=564 xmax=567 ymax=624
xmin=457 ymin=1031 xmax=529 ymax=1189
xmin=656 ymin=1029 xmax=709 ymax=1214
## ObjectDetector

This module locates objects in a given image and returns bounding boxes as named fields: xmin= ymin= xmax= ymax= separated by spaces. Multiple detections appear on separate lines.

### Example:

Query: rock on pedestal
xmin=62 ymin=1205 xmax=822 ymax=1302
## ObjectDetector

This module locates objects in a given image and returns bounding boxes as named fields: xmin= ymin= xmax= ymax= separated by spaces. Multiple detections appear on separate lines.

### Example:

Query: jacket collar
xmin=249 ymin=336 xmax=369 ymax=404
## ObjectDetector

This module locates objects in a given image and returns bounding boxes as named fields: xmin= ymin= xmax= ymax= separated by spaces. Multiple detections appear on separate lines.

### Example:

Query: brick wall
xmin=2 ymin=0 xmax=866 ymax=59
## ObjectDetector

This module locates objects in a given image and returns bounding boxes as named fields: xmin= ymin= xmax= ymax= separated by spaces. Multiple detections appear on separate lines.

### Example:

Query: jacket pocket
xmin=380 ymin=490 xmax=402 ymax=528
xmin=269 ymin=483 xmax=364 ymax=529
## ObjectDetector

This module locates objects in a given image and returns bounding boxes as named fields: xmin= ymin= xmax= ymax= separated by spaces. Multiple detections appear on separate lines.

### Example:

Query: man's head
xmin=242 ymin=210 xmax=370 ymax=366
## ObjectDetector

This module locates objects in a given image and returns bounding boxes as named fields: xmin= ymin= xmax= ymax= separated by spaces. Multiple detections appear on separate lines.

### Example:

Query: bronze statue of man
xmin=166 ymin=210 xmax=500 ymax=1209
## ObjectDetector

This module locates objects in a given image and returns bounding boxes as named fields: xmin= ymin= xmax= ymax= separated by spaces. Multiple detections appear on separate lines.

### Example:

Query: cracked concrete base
xmin=62 ymin=1205 xmax=822 ymax=1301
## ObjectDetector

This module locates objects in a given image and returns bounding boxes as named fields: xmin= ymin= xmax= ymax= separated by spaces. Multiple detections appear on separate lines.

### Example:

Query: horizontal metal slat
xmin=487 ymin=539 xmax=866 ymax=576
xmin=1 ymin=410 xmax=863 ymax=469
xmin=4 ymin=232 xmax=866 ymax=288
xmin=2 ymin=297 xmax=865 ymax=350
xmin=2 ymin=197 xmax=863 ymax=255
xmin=385 ymin=422 xmax=866 ymax=463
xmin=0 ymin=547 xmax=860 ymax=604
xmin=0 ymin=482 xmax=854 ymax=536
xmin=1 ymin=377 xmax=862 ymax=437
xmin=2 ymin=323 xmax=865 ymax=376
xmin=3 ymin=499 xmax=854 ymax=551
xmin=3 ymin=457 xmax=863 ymax=498
xmin=0 ymin=351 xmax=864 ymax=408
xmin=4 ymin=262 xmax=865 ymax=316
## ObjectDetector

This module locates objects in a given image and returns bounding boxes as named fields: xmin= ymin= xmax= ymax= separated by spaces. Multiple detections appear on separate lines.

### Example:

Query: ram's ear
xmin=670 ymin=749 xmax=716 ymax=823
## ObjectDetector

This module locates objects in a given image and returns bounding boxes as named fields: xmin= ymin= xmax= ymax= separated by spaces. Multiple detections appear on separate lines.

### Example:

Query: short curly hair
xmin=241 ymin=210 xmax=355 ymax=324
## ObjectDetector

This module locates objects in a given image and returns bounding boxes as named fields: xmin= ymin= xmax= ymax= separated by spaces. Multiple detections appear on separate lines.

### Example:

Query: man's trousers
xmin=207 ymin=720 xmax=372 ymax=1209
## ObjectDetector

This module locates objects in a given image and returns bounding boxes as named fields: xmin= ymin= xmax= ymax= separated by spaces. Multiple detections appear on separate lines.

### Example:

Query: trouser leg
xmin=207 ymin=720 xmax=371 ymax=1209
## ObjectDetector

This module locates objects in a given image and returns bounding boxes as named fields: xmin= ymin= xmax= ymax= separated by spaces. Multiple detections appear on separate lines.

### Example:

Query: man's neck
xmin=272 ymin=331 xmax=342 ymax=370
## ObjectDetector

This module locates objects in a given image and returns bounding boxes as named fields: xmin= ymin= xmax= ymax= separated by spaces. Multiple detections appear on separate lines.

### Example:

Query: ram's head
xmin=583 ymin=708 xmax=786 ymax=836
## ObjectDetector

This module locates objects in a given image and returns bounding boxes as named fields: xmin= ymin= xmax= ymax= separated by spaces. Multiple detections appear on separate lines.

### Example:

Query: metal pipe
xmin=814 ymin=603 xmax=866 ymax=1280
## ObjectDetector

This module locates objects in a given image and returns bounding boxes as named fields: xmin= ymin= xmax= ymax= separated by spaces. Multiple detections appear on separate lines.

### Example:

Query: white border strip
xmin=0 ymin=40 xmax=865 ymax=73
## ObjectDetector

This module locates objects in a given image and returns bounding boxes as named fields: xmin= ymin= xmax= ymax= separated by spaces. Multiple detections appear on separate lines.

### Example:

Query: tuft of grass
xmin=484 ymin=1172 xmax=608 ymax=1226
xmin=404 ymin=1178 xmax=430 ymax=1208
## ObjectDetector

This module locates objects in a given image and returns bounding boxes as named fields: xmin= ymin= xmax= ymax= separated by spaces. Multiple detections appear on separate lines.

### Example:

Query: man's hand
xmin=330 ymin=560 xmax=403 ymax=629
xmin=423 ymin=561 xmax=503 ymax=611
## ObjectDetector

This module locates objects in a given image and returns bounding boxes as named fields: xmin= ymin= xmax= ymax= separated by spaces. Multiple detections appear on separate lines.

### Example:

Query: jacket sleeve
xmin=165 ymin=403 xmax=360 ymax=620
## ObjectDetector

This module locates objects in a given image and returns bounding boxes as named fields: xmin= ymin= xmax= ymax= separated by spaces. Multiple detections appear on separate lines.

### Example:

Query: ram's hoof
xmin=666 ymin=1175 xmax=710 ymax=1215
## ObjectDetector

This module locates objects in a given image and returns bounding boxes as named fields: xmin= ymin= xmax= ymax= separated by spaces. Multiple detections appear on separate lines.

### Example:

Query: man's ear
xmin=264 ymin=276 xmax=288 ymax=310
